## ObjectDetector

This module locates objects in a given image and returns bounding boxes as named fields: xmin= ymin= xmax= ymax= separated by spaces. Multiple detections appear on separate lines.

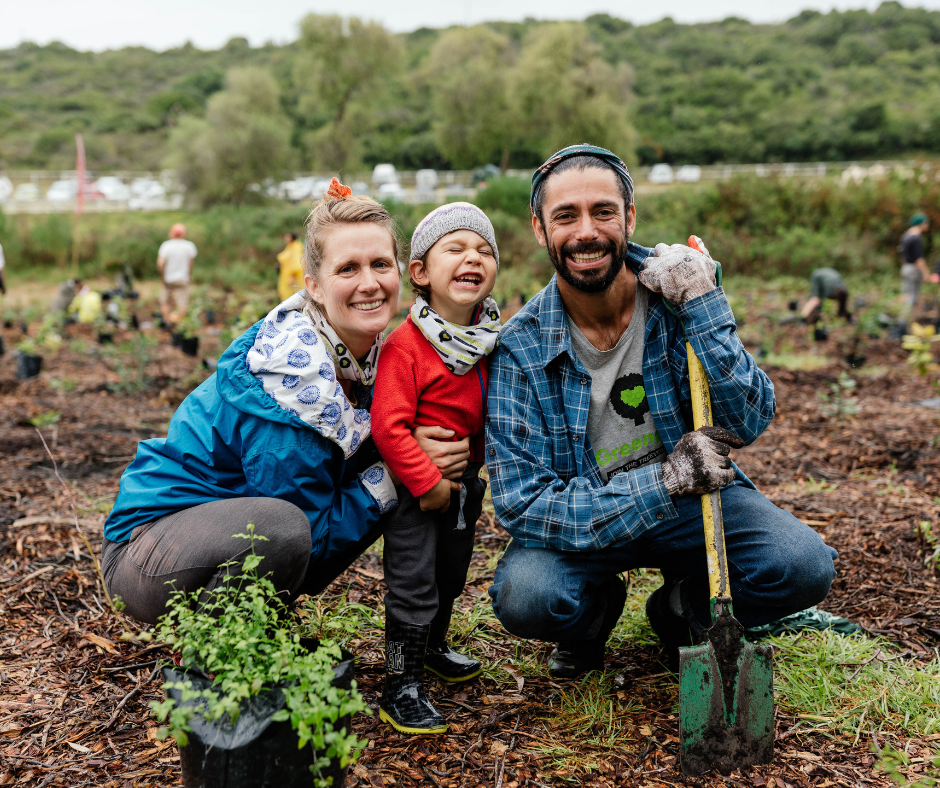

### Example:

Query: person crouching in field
xmin=800 ymin=267 xmax=851 ymax=324
xmin=371 ymin=204 xmax=501 ymax=734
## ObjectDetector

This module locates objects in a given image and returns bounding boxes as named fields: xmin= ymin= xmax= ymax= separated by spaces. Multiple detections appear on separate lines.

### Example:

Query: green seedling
xmin=916 ymin=521 xmax=940 ymax=571
xmin=817 ymin=372 xmax=859 ymax=420
xmin=28 ymin=409 xmax=61 ymax=429
xmin=902 ymin=324 xmax=940 ymax=377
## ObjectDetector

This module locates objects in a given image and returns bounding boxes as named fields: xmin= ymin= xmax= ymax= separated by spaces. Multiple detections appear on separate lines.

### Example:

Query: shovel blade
xmin=678 ymin=638 xmax=774 ymax=776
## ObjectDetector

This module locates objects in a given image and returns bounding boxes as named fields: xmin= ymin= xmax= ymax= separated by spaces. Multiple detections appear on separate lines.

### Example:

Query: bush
xmin=473 ymin=177 xmax=532 ymax=221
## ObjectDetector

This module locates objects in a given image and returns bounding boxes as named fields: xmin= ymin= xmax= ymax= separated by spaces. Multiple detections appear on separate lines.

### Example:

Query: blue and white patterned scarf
xmin=245 ymin=292 xmax=374 ymax=459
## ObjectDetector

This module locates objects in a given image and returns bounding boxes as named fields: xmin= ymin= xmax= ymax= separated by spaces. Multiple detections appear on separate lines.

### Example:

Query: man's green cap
xmin=909 ymin=212 xmax=928 ymax=227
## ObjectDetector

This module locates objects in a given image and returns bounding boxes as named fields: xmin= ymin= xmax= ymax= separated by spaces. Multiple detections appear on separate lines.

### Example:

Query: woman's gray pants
xmin=101 ymin=497 xmax=382 ymax=625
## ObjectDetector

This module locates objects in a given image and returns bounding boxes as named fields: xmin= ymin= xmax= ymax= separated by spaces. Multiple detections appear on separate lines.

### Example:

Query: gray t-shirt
xmin=567 ymin=283 xmax=666 ymax=482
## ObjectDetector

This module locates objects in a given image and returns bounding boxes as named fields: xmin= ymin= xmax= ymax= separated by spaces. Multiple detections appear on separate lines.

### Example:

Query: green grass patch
xmin=771 ymin=629 xmax=940 ymax=743
xmin=763 ymin=352 xmax=830 ymax=371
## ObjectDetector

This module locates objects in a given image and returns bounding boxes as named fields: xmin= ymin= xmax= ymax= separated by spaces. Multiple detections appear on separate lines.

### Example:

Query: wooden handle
xmin=687 ymin=333 xmax=730 ymax=602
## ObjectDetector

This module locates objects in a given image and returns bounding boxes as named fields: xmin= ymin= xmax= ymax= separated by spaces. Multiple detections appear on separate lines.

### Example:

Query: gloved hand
xmin=638 ymin=243 xmax=717 ymax=305
xmin=661 ymin=426 xmax=744 ymax=497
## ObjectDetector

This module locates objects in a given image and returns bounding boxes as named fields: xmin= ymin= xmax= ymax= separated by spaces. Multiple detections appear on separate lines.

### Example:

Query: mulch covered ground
xmin=0 ymin=316 xmax=938 ymax=787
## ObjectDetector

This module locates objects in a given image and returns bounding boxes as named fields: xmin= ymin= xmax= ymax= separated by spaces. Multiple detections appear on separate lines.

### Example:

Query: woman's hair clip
xmin=326 ymin=177 xmax=353 ymax=199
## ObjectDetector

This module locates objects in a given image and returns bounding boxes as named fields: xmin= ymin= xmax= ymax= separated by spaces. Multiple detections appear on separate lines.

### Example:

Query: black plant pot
xmin=171 ymin=332 xmax=183 ymax=348
xmin=16 ymin=353 xmax=43 ymax=380
xmin=204 ymin=309 xmax=216 ymax=325
xmin=166 ymin=640 xmax=354 ymax=788
xmin=813 ymin=326 xmax=829 ymax=342
xmin=179 ymin=336 xmax=199 ymax=357
xmin=98 ymin=332 xmax=114 ymax=345
xmin=0 ymin=335 xmax=4 ymax=357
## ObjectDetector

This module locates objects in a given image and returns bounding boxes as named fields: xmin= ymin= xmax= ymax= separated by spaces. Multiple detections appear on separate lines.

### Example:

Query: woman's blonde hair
xmin=303 ymin=194 xmax=401 ymax=281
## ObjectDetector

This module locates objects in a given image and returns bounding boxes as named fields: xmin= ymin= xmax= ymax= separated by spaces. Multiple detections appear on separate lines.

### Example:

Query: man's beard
xmin=547 ymin=235 xmax=629 ymax=294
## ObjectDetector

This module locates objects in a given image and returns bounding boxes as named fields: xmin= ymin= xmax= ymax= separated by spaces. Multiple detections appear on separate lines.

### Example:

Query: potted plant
xmin=152 ymin=525 xmax=367 ymax=788
xmin=14 ymin=316 xmax=62 ymax=379
xmin=14 ymin=335 xmax=43 ymax=379
xmin=173 ymin=312 xmax=201 ymax=357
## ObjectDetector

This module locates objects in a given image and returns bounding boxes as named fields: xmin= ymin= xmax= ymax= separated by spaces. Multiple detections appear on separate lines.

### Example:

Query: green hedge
xmin=2 ymin=174 xmax=936 ymax=295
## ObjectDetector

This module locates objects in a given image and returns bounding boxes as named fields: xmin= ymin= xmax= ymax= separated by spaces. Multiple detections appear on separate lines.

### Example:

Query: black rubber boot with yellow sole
xmin=424 ymin=600 xmax=483 ymax=682
xmin=379 ymin=615 xmax=447 ymax=735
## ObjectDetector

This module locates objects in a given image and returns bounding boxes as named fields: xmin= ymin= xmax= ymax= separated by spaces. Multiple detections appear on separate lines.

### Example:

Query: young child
xmin=371 ymin=203 xmax=501 ymax=735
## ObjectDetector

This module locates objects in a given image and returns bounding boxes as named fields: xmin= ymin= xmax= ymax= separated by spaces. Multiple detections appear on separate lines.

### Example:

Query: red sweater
xmin=371 ymin=317 xmax=488 ymax=497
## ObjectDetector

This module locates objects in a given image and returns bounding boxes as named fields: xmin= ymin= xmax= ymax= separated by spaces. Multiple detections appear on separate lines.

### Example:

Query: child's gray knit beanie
xmin=409 ymin=202 xmax=499 ymax=267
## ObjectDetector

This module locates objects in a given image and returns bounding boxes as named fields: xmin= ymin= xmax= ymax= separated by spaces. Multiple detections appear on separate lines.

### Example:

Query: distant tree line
xmin=2 ymin=3 xmax=940 ymax=194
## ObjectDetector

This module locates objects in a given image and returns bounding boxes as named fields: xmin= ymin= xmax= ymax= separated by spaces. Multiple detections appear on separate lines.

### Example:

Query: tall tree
xmin=427 ymin=26 xmax=515 ymax=170
xmin=511 ymin=23 xmax=637 ymax=163
xmin=166 ymin=67 xmax=291 ymax=206
xmin=294 ymin=14 xmax=402 ymax=170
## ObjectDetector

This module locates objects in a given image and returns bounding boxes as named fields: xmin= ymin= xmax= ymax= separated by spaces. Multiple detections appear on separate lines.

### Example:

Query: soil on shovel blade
xmin=0 ymin=315 xmax=938 ymax=787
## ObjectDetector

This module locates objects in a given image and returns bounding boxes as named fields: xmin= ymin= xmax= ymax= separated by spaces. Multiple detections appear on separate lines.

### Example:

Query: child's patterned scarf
xmin=304 ymin=303 xmax=382 ymax=385
xmin=410 ymin=295 xmax=501 ymax=375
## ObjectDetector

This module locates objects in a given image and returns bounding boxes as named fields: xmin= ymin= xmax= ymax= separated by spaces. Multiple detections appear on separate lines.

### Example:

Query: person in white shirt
xmin=157 ymin=223 xmax=197 ymax=324
xmin=0 ymin=242 xmax=6 ymax=295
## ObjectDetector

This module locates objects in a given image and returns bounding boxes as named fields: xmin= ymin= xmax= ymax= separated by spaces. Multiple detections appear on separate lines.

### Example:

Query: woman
xmin=102 ymin=182 xmax=468 ymax=624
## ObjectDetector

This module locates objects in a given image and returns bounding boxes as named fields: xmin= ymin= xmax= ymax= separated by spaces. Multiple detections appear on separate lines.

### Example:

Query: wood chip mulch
xmin=1 ymin=323 xmax=938 ymax=787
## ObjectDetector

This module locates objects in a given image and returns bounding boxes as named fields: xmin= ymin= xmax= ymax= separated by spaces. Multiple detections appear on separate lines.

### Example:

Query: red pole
xmin=75 ymin=133 xmax=86 ymax=216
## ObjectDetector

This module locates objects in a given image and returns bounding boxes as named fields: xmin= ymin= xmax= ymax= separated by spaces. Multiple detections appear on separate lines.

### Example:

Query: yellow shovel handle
xmin=686 ymin=341 xmax=730 ymax=601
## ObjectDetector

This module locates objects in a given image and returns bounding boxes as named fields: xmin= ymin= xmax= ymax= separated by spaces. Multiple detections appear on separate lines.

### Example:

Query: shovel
xmin=678 ymin=236 xmax=775 ymax=776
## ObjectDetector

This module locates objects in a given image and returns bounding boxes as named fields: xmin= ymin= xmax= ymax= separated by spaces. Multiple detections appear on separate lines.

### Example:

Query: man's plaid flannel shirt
xmin=484 ymin=241 xmax=776 ymax=552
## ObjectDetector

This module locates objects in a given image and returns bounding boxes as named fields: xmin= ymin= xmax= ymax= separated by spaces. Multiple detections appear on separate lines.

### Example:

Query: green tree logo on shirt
xmin=611 ymin=372 xmax=649 ymax=426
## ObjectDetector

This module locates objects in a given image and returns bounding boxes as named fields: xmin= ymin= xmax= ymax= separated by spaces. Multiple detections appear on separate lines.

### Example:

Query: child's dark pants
xmin=382 ymin=463 xmax=486 ymax=626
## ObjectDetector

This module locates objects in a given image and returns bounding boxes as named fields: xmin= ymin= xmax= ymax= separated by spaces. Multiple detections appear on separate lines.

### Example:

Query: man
xmin=276 ymin=232 xmax=304 ymax=302
xmin=157 ymin=223 xmax=197 ymax=325
xmin=485 ymin=144 xmax=837 ymax=677
xmin=898 ymin=212 xmax=931 ymax=327
xmin=800 ymin=267 xmax=850 ymax=323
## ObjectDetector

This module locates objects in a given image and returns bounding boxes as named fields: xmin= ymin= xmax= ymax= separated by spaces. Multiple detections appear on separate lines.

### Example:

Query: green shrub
xmin=474 ymin=177 xmax=532 ymax=221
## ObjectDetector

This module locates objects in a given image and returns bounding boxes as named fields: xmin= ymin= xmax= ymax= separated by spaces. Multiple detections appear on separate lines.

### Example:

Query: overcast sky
xmin=3 ymin=0 xmax=938 ymax=51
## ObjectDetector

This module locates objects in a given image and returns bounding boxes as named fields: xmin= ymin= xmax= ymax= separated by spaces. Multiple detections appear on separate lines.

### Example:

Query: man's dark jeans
xmin=489 ymin=484 xmax=838 ymax=642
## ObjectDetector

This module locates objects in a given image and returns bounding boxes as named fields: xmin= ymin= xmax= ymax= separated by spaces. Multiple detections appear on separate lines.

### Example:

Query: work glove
xmin=661 ymin=426 xmax=744 ymax=497
xmin=638 ymin=243 xmax=717 ymax=305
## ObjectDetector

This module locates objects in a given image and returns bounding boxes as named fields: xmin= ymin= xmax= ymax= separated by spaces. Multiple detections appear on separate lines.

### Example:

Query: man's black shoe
xmin=645 ymin=580 xmax=701 ymax=674
xmin=548 ymin=574 xmax=627 ymax=679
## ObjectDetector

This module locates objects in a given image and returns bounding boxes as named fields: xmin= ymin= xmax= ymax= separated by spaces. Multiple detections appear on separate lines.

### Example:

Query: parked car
xmin=472 ymin=164 xmax=501 ymax=186
xmin=13 ymin=183 xmax=41 ymax=202
xmin=415 ymin=169 xmax=438 ymax=189
xmin=129 ymin=179 xmax=169 ymax=210
xmin=648 ymin=164 xmax=674 ymax=184
xmin=0 ymin=176 xmax=12 ymax=203
xmin=676 ymin=165 xmax=702 ymax=184
xmin=94 ymin=176 xmax=132 ymax=201
xmin=372 ymin=163 xmax=399 ymax=187
xmin=46 ymin=179 xmax=78 ymax=201
xmin=350 ymin=181 xmax=370 ymax=196
xmin=377 ymin=182 xmax=405 ymax=202
xmin=130 ymin=177 xmax=164 ymax=197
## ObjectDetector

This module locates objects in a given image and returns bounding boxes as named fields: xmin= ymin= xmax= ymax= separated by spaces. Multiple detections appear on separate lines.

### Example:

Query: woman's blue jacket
xmin=103 ymin=322 xmax=384 ymax=570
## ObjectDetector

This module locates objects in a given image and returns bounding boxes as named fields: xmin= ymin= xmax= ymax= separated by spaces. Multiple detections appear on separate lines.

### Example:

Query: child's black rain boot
xmin=424 ymin=600 xmax=482 ymax=682
xmin=379 ymin=614 xmax=448 ymax=734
